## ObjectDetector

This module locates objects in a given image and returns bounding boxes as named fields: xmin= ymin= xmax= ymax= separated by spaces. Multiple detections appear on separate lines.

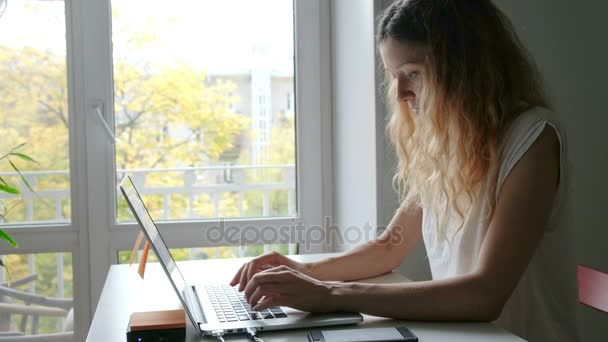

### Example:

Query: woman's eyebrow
xmin=394 ymin=61 xmax=423 ymax=69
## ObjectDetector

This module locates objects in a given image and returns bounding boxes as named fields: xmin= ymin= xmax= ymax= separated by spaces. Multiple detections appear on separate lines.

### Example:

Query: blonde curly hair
xmin=377 ymin=0 xmax=550 ymax=242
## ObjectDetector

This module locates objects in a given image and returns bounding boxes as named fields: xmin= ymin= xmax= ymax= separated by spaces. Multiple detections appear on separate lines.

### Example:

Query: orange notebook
xmin=129 ymin=309 xmax=186 ymax=331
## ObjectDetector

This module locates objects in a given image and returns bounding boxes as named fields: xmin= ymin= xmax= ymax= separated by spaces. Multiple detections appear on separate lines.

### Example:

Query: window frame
xmin=83 ymin=0 xmax=332 ymax=334
xmin=0 ymin=0 xmax=91 ymax=340
xmin=0 ymin=0 xmax=332 ymax=340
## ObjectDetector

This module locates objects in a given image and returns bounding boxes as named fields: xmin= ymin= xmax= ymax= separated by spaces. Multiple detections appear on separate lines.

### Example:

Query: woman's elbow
xmin=464 ymin=294 xmax=505 ymax=322
xmin=481 ymin=302 xmax=504 ymax=322
xmin=460 ymin=273 xmax=510 ymax=321
xmin=470 ymin=279 xmax=509 ymax=322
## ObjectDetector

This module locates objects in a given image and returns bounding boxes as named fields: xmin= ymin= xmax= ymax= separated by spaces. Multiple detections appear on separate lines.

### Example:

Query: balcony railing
xmin=0 ymin=165 xmax=298 ymax=334
xmin=0 ymin=164 xmax=296 ymax=225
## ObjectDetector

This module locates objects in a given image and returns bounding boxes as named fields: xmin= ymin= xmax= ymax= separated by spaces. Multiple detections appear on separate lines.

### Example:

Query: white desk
xmin=87 ymin=254 xmax=524 ymax=341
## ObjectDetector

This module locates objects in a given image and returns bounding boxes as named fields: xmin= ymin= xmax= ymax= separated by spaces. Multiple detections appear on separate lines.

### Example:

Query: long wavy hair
xmin=377 ymin=0 xmax=550 ymax=242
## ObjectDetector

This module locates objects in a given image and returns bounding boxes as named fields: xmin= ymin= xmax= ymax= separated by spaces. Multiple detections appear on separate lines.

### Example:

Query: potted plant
xmin=0 ymin=143 xmax=37 ymax=267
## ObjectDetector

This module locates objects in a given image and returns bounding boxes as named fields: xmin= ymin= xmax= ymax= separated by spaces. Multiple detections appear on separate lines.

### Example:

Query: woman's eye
xmin=407 ymin=72 xmax=419 ymax=78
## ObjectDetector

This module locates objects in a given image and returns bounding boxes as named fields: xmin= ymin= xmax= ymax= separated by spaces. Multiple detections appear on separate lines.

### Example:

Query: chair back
xmin=578 ymin=265 xmax=608 ymax=313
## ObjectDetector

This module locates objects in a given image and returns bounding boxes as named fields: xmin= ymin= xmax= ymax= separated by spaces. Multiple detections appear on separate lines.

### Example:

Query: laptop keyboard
xmin=205 ymin=285 xmax=287 ymax=323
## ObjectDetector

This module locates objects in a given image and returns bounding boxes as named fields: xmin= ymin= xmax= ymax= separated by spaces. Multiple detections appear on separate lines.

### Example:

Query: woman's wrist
xmin=298 ymin=261 xmax=319 ymax=278
xmin=325 ymin=281 xmax=355 ymax=312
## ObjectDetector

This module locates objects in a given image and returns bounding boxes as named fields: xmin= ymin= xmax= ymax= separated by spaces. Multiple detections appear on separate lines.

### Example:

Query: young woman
xmin=230 ymin=0 xmax=579 ymax=340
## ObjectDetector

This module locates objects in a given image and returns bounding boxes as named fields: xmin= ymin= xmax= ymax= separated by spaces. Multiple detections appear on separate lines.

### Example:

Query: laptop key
xmin=238 ymin=315 xmax=250 ymax=321
xmin=273 ymin=313 xmax=287 ymax=318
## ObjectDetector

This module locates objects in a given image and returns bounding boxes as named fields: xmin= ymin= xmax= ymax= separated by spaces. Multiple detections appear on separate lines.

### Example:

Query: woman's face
xmin=380 ymin=38 xmax=426 ymax=112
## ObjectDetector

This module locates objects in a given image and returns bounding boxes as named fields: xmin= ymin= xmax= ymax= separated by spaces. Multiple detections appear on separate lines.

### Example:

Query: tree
xmin=113 ymin=61 xmax=248 ymax=170
xmin=0 ymin=44 xmax=248 ymax=222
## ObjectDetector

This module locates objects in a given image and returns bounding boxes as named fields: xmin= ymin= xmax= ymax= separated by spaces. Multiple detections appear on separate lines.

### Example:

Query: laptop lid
xmin=119 ymin=176 xmax=206 ymax=331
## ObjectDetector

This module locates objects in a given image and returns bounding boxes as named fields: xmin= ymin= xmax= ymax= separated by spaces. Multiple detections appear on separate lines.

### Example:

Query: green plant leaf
xmin=10 ymin=142 xmax=27 ymax=152
xmin=8 ymin=159 xmax=34 ymax=193
xmin=0 ymin=176 xmax=7 ymax=186
xmin=0 ymin=142 xmax=27 ymax=160
xmin=0 ymin=229 xmax=18 ymax=248
xmin=0 ymin=259 xmax=4 ymax=267
xmin=0 ymin=183 xmax=19 ymax=195
xmin=9 ymin=152 xmax=39 ymax=165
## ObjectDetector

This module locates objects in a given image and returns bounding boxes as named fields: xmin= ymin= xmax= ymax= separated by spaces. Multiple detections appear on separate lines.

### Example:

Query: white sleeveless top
xmin=421 ymin=107 xmax=580 ymax=341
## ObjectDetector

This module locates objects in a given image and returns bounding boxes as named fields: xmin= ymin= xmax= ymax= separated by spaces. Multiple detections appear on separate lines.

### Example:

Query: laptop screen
xmin=119 ymin=176 xmax=191 ymax=312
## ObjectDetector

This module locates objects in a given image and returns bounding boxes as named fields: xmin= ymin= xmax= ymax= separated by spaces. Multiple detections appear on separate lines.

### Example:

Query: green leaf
xmin=0 ymin=259 xmax=4 ymax=267
xmin=1 ymin=143 xmax=28 ymax=161
xmin=10 ymin=142 xmax=27 ymax=152
xmin=0 ymin=183 xmax=19 ymax=195
xmin=0 ymin=229 xmax=18 ymax=248
xmin=0 ymin=176 xmax=7 ymax=186
xmin=9 ymin=152 xmax=38 ymax=165
xmin=8 ymin=159 xmax=34 ymax=193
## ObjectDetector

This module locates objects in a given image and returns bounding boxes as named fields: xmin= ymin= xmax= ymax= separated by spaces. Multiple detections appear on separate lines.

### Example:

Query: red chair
xmin=577 ymin=265 xmax=608 ymax=313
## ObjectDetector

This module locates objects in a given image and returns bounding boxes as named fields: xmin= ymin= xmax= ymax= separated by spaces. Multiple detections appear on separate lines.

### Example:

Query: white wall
xmin=331 ymin=0 xmax=380 ymax=252
xmin=494 ymin=1 xmax=608 ymax=339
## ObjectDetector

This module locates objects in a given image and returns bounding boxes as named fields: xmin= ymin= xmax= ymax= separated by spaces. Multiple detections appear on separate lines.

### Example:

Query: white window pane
xmin=0 ymin=0 xmax=71 ymax=226
xmin=111 ymin=0 xmax=296 ymax=222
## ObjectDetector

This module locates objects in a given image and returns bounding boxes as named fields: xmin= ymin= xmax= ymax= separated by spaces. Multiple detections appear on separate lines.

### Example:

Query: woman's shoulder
xmin=507 ymin=106 xmax=552 ymax=132
xmin=495 ymin=106 xmax=563 ymax=200
xmin=501 ymin=107 xmax=549 ymax=149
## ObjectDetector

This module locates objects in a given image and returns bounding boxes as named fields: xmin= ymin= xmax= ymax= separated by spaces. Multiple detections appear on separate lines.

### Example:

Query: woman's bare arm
xmin=321 ymin=126 xmax=560 ymax=320
xmin=304 ymin=206 xmax=423 ymax=281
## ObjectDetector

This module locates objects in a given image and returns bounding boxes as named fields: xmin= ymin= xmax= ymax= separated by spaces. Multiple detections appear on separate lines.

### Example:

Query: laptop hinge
xmin=188 ymin=285 xmax=208 ymax=324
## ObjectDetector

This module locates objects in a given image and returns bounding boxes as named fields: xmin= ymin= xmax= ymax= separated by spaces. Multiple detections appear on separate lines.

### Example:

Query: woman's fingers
xmin=229 ymin=264 xmax=245 ymax=286
xmin=244 ymin=268 xmax=291 ymax=302
xmin=253 ymin=294 xmax=281 ymax=311
xmin=238 ymin=262 xmax=252 ymax=291
xmin=232 ymin=252 xmax=287 ymax=290
xmin=244 ymin=271 xmax=278 ymax=301
xmin=248 ymin=284 xmax=281 ymax=308
xmin=246 ymin=257 xmax=266 ymax=287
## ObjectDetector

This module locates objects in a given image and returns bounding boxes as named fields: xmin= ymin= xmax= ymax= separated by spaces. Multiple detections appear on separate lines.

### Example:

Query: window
xmin=0 ymin=2 xmax=78 ymax=339
xmin=0 ymin=1 xmax=330 ymax=340
xmin=111 ymin=0 xmax=297 ymax=222
xmin=0 ymin=0 xmax=70 ymax=225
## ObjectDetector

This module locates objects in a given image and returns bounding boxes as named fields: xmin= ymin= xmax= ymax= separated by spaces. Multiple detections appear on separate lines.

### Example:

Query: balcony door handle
xmin=92 ymin=102 xmax=117 ymax=144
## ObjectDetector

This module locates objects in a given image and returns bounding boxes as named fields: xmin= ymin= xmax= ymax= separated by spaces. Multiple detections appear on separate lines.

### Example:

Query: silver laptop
xmin=119 ymin=176 xmax=363 ymax=336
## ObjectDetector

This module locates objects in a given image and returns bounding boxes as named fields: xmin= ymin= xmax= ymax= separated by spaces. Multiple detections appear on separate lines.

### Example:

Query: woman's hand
xmin=243 ymin=265 xmax=336 ymax=312
xmin=229 ymin=251 xmax=309 ymax=291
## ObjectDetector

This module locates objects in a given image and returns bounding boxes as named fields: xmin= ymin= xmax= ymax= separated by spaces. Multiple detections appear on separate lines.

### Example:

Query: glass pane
xmin=0 ymin=0 xmax=71 ymax=225
xmin=0 ymin=252 xmax=74 ymax=340
xmin=118 ymin=244 xmax=297 ymax=264
xmin=111 ymin=0 xmax=296 ymax=223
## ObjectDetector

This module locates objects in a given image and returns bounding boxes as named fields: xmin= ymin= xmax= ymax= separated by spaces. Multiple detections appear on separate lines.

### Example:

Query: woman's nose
xmin=396 ymin=79 xmax=415 ymax=103
xmin=397 ymin=88 xmax=416 ymax=103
